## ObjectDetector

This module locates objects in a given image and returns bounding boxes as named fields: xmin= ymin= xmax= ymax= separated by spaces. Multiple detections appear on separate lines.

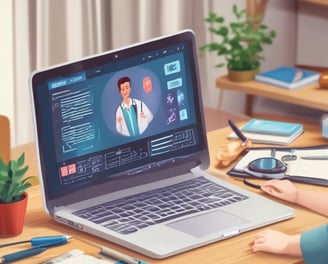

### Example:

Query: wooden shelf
xmin=216 ymin=75 xmax=328 ymax=115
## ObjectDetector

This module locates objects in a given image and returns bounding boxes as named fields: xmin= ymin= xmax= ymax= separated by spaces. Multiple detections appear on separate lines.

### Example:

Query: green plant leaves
xmin=233 ymin=4 xmax=246 ymax=19
xmin=200 ymin=4 xmax=276 ymax=71
xmin=210 ymin=26 xmax=228 ymax=37
xmin=0 ymin=152 xmax=36 ymax=203
xmin=205 ymin=11 xmax=224 ymax=23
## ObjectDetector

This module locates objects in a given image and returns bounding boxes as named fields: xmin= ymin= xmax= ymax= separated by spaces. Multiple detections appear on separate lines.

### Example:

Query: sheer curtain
xmin=11 ymin=0 xmax=220 ymax=146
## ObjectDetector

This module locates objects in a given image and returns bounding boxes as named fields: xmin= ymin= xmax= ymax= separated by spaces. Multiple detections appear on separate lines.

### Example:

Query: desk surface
xmin=216 ymin=75 xmax=328 ymax=113
xmin=4 ymin=123 xmax=328 ymax=264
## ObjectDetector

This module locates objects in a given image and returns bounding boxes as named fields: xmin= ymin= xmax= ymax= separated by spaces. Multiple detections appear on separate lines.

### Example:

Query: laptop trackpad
xmin=167 ymin=210 xmax=248 ymax=238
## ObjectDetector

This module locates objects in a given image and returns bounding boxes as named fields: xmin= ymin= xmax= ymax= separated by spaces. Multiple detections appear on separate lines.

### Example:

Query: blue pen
xmin=0 ymin=235 xmax=72 ymax=248
xmin=0 ymin=247 xmax=47 ymax=263
xmin=31 ymin=235 xmax=72 ymax=247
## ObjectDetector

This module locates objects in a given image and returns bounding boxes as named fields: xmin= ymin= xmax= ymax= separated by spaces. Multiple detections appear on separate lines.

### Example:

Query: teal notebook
xmin=255 ymin=66 xmax=320 ymax=90
xmin=241 ymin=118 xmax=303 ymax=136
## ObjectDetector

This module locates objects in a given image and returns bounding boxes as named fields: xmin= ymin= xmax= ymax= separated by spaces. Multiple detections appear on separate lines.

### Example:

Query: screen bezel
xmin=30 ymin=30 xmax=209 ymax=212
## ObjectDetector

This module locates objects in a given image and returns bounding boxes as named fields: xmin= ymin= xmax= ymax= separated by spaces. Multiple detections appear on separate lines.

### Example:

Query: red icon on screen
xmin=60 ymin=163 xmax=77 ymax=177
xmin=143 ymin=77 xmax=152 ymax=93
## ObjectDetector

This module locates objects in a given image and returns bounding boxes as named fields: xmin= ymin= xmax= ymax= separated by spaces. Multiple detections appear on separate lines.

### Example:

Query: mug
xmin=321 ymin=113 xmax=328 ymax=139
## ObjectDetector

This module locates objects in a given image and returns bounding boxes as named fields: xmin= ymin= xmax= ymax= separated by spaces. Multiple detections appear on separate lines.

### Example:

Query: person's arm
xmin=261 ymin=179 xmax=328 ymax=216
xmin=301 ymin=225 xmax=328 ymax=264
xmin=296 ymin=188 xmax=328 ymax=216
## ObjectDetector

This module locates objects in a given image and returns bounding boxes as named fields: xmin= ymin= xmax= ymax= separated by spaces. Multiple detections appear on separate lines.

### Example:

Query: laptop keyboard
xmin=73 ymin=177 xmax=249 ymax=235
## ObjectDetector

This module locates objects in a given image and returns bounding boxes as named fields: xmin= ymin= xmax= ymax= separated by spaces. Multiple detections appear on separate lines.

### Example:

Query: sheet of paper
xmin=286 ymin=149 xmax=328 ymax=180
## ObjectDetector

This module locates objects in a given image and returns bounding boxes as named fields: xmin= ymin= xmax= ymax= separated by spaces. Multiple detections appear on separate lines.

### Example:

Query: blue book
xmin=255 ymin=66 xmax=320 ymax=90
xmin=241 ymin=118 xmax=303 ymax=136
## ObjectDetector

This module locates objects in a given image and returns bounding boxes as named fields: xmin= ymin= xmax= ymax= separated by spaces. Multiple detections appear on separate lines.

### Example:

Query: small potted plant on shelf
xmin=0 ymin=152 xmax=36 ymax=237
xmin=200 ymin=4 xmax=276 ymax=82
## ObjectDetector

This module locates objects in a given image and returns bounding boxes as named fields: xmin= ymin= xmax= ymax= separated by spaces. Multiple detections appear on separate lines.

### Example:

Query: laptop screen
xmin=31 ymin=30 xmax=208 ymax=201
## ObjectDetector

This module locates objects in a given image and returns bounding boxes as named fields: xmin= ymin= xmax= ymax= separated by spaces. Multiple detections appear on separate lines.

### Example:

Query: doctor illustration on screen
xmin=116 ymin=76 xmax=153 ymax=137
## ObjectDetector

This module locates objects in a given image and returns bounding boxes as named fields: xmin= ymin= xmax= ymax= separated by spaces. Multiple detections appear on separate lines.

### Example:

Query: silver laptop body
xmin=30 ymin=29 xmax=294 ymax=259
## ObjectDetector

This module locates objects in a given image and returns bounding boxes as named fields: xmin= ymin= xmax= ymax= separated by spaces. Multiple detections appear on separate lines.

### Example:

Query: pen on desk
xmin=300 ymin=155 xmax=328 ymax=160
xmin=99 ymin=246 xmax=148 ymax=264
xmin=228 ymin=119 xmax=248 ymax=146
xmin=0 ymin=247 xmax=47 ymax=264
xmin=0 ymin=235 xmax=72 ymax=248
xmin=74 ymin=236 xmax=148 ymax=264
xmin=32 ymin=235 xmax=72 ymax=248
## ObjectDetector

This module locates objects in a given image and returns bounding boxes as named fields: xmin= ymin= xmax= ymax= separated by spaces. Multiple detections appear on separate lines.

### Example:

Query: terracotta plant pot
xmin=228 ymin=68 xmax=260 ymax=82
xmin=0 ymin=192 xmax=28 ymax=237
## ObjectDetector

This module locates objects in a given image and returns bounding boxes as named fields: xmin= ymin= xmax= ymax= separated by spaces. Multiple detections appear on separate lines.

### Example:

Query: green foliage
xmin=0 ymin=152 xmax=36 ymax=203
xmin=200 ymin=4 xmax=276 ymax=71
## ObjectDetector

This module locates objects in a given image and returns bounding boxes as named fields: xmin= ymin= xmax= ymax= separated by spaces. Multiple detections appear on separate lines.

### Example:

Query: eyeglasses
xmin=243 ymin=154 xmax=297 ymax=189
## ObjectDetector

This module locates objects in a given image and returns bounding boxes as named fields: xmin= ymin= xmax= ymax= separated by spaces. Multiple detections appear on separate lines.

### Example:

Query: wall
xmin=199 ymin=0 xmax=249 ymax=113
xmin=0 ymin=1 xmax=14 ymax=132
xmin=296 ymin=1 xmax=328 ymax=68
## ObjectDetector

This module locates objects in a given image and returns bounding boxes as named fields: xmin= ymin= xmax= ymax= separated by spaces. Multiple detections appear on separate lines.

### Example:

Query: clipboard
xmin=228 ymin=145 xmax=328 ymax=186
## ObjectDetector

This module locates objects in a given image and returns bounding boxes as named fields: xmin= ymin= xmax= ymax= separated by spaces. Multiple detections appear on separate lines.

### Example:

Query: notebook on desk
xmin=30 ymin=29 xmax=294 ymax=259
xmin=228 ymin=145 xmax=328 ymax=186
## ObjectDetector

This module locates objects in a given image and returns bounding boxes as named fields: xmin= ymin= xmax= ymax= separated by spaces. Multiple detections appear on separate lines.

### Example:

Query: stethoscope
xmin=242 ymin=154 xmax=297 ymax=189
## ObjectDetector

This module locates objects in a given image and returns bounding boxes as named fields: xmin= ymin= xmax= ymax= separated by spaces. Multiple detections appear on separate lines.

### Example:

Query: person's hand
xmin=251 ymin=229 xmax=301 ymax=256
xmin=117 ymin=116 xmax=122 ymax=123
xmin=261 ymin=179 xmax=299 ymax=203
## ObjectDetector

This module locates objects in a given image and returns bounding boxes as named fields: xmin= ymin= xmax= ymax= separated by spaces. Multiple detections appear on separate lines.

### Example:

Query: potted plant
xmin=0 ymin=152 xmax=36 ymax=237
xmin=200 ymin=4 xmax=276 ymax=82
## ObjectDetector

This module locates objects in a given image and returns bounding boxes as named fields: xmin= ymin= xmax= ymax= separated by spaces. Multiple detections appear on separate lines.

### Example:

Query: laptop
xmin=30 ymin=29 xmax=294 ymax=259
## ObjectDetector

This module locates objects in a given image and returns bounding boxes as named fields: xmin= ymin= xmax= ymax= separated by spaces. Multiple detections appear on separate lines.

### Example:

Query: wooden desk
xmin=1 ymin=123 xmax=327 ymax=264
xmin=216 ymin=75 xmax=328 ymax=115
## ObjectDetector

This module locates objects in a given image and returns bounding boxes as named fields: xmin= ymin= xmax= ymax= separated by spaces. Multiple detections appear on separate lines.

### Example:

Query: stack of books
xmin=228 ymin=118 xmax=304 ymax=145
